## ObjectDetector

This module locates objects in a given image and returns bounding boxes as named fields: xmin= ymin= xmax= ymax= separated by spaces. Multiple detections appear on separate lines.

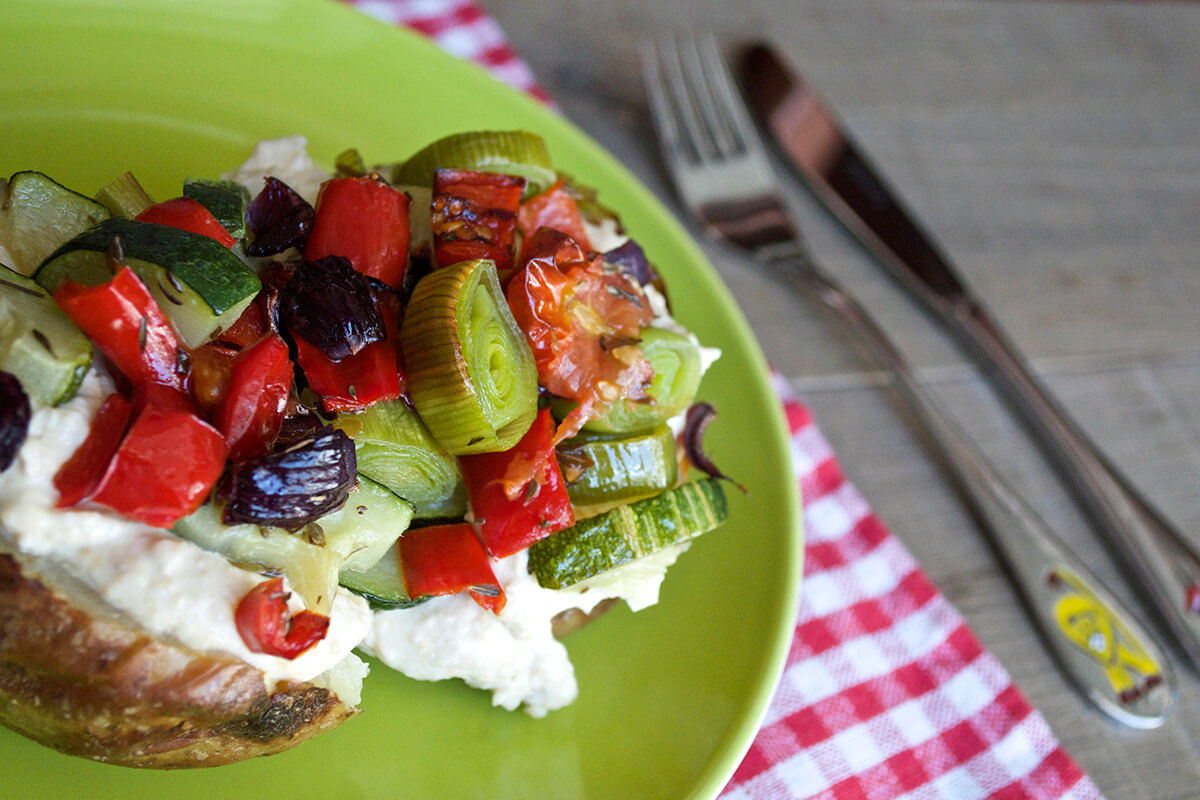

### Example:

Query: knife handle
xmin=782 ymin=256 xmax=1175 ymax=726
xmin=948 ymin=300 xmax=1200 ymax=668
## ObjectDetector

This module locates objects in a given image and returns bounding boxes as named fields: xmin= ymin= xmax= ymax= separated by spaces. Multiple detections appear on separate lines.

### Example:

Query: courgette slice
xmin=172 ymin=474 xmax=414 ymax=613
xmin=184 ymin=178 xmax=250 ymax=239
xmin=0 ymin=171 xmax=110 ymax=275
xmin=528 ymin=479 xmax=728 ymax=590
xmin=557 ymin=424 xmax=677 ymax=507
xmin=34 ymin=216 xmax=260 ymax=348
xmin=0 ymin=264 xmax=92 ymax=406
xmin=391 ymin=130 xmax=556 ymax=198
xmin=339 ymin=540 xmax=428 ymax=611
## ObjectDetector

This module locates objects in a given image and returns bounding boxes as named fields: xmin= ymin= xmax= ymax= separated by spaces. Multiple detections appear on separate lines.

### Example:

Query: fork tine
xmin=640 ymin=38 xmax=685 ymax=164
xmin=694 ymin=33 xmax=765 ymax=158
xmin=679 ymin=33 xmax=741 ymax=158
xmin=657 ymin=35 xmax=715 ymax=163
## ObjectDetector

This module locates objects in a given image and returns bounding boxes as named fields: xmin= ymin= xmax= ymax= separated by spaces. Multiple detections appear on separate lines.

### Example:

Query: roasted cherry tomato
xmin=234 ymin=577 xmax=330 ymax=659
xmin=517 ymin=178 xmax=591 ymax=255
xmin=213 ymin=333 xmax=293 ymax=462
xmin=506 ymin=228 xmax=653 ymax=441
xmin=459 ymin=408 xmax=574 ymax=558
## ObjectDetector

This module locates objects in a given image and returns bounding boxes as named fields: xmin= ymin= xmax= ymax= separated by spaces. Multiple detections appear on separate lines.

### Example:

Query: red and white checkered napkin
xmin=341 ymin=2 xmax=1106 ymax=797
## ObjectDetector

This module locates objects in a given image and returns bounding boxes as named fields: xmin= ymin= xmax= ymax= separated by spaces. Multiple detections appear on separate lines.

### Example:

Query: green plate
xmin=0 ymin=1 xmax=803 ymax=797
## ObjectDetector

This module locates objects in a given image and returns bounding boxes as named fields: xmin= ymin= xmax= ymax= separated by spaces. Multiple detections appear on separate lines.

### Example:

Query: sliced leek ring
xmin=400 ymin=258 xmax=538 ymax=455
xmin=390 ymin=130 xmax=556 ymax=198
xmin=574 ymin=327 xmax=704 ymax=434
xmin=335 ymin=398 xmax=467 ymax=518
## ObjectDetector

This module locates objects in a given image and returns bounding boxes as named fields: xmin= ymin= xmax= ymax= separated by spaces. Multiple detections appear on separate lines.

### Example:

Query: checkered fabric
xmin=339 ymin=2 xmax=1106 ymax=797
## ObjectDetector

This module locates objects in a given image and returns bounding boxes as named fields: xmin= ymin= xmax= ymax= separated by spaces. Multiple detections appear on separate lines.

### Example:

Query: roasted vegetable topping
xmin=278 ymin=255 xmax=385 ymax=360
xmin=220 ymin=427 xmax=357 ymax=530
xmin=235 ymin=577 xmax=330 ymax=659
xmin=304 ymin=175 xmax=412 ymax=289
xmin=400 ymin=258 xmax=538 ymax=455
xmin=53 ymin=265 xmax=186 ymax=391
xmin=603 ymin=238 xmax=660 ymax=288
xmin=0 ymin=371 xmax=30 ymax=472
xmin=245 ymin=176 xmax=314 ymax=256
xmin=431 ymin=168 xmax=524 ymax=275
xmin=681 ymin=402 xmax=742 ymax=491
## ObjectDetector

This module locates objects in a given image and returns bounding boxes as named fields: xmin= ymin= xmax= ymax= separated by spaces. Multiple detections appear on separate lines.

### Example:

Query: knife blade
xmin=738 ymin=41 xmax=1200 ymax=671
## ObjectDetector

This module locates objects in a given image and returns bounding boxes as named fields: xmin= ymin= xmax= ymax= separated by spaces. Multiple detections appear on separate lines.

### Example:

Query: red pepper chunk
xmin=53 ymin=393 xmax=133 ymax=508
xmin=517 ymin=178 xmax=591 ymax=256
xmin=54 ymin=267 xmax=185 ymax=391
xmin=55 ymin=384 xmax=227 ymax=527
xmin=136 ymin=197 xmax=237 ymax=248
xmin=91 ymin=384 xmax=227 ymax=527
xmin=213 ymin=333 xmax=293 ymax=462
xmin=304 ymin=176 xmax=411 ymax=289
xmin=400 ymin=523 xmax=506 ymax=614
xmin=235 ymin=577 xmax=330 ymax=659
xmin=431 ymin=169 xmax=524 ymax=277
xmin=293 ymin=289 xmax=404 ymax=413
xmin=459 ymin=408 xmax=574 ymax=559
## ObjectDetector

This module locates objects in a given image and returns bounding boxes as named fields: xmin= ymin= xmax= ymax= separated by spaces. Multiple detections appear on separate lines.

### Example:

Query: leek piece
xmin=336 ymin=399 xmax=467 ymax=518
xmin=576 ymin=327 xmax=703 ymax=434
xmin=558 ymin=424 xmax=678 ymax=506
xmin=391 ymin=130 xmax=556 ymax=198
xmin=95 ymin=171 xmax=154 ymax=219
xmin=400 ymin=258 xmax=538 ymax=455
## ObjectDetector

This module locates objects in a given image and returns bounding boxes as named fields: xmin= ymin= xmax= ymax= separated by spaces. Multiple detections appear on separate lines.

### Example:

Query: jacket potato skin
xmin=0 ymin=552 xmax=356 ymax=768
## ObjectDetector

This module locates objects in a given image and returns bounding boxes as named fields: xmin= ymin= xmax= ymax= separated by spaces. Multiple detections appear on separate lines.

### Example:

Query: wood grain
xmin=484 ymin=1 xmax=1200 ymax=797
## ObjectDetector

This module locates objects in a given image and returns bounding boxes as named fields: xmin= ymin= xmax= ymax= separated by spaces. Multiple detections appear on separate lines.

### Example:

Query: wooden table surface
xmin=483 ymin=1 xmax=1200 ymax=797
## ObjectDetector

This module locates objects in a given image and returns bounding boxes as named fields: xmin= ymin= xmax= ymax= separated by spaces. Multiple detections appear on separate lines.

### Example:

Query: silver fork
xmin=640 ymin=32 xmax=1174 ymax=727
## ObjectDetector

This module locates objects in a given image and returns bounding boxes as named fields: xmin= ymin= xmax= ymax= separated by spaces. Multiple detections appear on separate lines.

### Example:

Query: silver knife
xmin=738 ymin=42 xmax=1200 ymax=670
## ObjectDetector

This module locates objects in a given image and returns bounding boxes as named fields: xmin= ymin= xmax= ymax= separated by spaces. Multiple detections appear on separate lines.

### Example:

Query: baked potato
xmin=0 ymin=549 xmax=355 ymax=768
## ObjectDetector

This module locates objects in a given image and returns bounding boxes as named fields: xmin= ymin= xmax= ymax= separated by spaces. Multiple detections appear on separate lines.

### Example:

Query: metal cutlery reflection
xmin=738 ymin=42 xmax=1200 ymax=677
xmin=639 ymin=32 xmax=1174 ymax=727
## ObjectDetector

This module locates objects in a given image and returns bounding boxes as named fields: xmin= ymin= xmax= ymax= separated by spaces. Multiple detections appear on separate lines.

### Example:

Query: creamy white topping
xmin=0 ymin=368 xmax=372 ymax=690
xmin=224 ymin=135 xmax=329 ymax=204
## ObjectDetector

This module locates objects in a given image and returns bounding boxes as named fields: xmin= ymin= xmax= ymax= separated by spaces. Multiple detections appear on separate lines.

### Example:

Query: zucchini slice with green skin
xmin=184 ymin=178 xmax=250 ymax=239
xmin=528 ymin=478 xmax=728 ymax=590
xmin=0 ymin=264 xmax=92 ymax=406
xmin=339 ymin=540 xmax=429 ymax=611
xmin=558 ymin=424 xmax=677 ymax=507
xmin=34 ymin=216 xmax=261 ymax=348
xmin=391 ymin=130 xmax=556 ymax=198
xmin=400 ymin=258 xmax=538 ymax=455
xmin=0 ymin=171 xmax=111 ymax=275
xmin=172 ymin=475 xmax=414 ymax=614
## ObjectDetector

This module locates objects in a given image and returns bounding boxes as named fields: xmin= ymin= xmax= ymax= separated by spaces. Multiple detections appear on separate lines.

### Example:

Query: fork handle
xmin=943 ymin=300 xmax=1200 ymax=665
xmin=770 ymin=254 xmax=1175 ymax=726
